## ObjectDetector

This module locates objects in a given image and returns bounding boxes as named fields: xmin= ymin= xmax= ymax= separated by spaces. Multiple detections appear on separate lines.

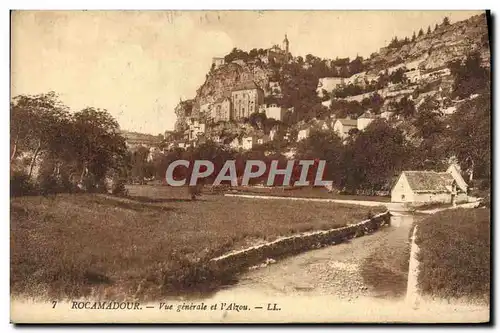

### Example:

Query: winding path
xmin=211 ymin=206 xmax=488 ymax=323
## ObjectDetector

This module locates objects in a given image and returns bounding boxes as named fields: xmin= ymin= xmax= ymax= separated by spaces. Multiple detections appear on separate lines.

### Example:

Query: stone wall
xmin=209 ymin=211 xmax=391 ymax=271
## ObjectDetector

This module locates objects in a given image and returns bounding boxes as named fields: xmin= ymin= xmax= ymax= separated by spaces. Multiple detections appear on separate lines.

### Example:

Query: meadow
xmin=10 ymin=185 xmax=383 ymax=300
xmin=416 ymin=208 xmax=490 ymax=303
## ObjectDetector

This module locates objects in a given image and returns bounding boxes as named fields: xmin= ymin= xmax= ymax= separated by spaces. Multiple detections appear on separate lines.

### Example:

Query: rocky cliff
xmin=191 ymin=61 xmax=275 ymax=117
xmin=366 ymin=13 xmax=490 ymax=74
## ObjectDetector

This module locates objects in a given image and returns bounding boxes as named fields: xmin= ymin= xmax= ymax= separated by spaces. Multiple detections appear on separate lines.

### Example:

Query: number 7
xmin=52 ymin=301 xmax=57 ymax=308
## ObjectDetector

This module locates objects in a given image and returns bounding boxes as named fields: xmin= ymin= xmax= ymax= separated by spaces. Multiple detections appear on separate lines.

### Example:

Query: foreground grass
xmin=416 ymin=208 xmax=490 ymax=303
xmin=11 ymin=187 xmax=383 ymax=300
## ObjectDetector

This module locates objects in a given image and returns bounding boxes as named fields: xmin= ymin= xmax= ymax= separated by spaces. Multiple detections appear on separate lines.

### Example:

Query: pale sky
xmin=11 ymin=10 xmax=483 ymax=134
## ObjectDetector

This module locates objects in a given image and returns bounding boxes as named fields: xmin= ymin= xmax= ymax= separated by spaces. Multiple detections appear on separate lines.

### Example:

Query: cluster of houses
xmin=316 ymin=58 xmax=452 ymax=99
xmin=211 ymin=34 xmax=291 ymax=70
xmin=296 ymin=109 xmax=393 ymax=142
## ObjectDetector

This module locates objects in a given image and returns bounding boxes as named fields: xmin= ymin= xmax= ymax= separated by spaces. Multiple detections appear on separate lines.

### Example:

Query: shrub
xmin=10 ymin=171 xmax=35 ymax=196
xmin=112 ymin=178 xmax=128 ymax=196
xmin=37 ymin=173 xmax=59 ymax=195
xmin=37 ymin=172 xmax=75 ymax=195
xmin=415 ymin=209 xmax=490 ymax=302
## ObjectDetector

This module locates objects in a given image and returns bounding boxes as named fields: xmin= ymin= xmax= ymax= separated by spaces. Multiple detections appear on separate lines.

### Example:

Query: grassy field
xmin=11 ymin=185 xmax=384 ymax=300
xmin=228 ymin=186 xmax=391 ymax=202
xmin=415 ymin=208 xmax=490 ymax=303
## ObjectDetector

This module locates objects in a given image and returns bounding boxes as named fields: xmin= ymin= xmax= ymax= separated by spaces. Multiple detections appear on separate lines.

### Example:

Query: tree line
xmin=387 ymin=16 xmax=451 ymax=49
xmin=10 ymin=92 xmax=129 ymax=196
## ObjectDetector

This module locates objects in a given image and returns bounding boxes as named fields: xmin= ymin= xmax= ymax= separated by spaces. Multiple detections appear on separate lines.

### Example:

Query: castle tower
xmin=283 ymin=34 xmax=290 ymax=62
xmin=283 ymin=34 xmax=289 ymax=53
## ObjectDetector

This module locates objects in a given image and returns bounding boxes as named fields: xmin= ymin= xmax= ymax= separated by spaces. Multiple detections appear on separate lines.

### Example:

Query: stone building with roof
xmin=357 ymin=110 xmax=377 ymax=131
xmin=390 ymin=165 xmax=468 ymax=204
xmin=231 ymin=81 xmax=264 ymax=121
xmin=333 ymin=118 xmax=358 ymax=139
xmin=211 ymin=93 xmax=232 ymax=122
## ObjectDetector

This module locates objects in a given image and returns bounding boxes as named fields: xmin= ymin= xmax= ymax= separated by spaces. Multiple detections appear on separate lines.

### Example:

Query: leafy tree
xmin=434 ymin=23 xmax=439 ymax=31
xmin=349 ymin=56 xmax=364 ymax=76
xmin=418 ymin=28 xmax=424 ymax=37
xmin=411 ymin=31 xmax=416 ymax=42
xmin=341 ymin=120 xmax=409 ymax=192
xmin=10 ymin=92 xmax=71 ymax=178
xmin=338 ymin=66 xmax=350 ymax=78
xmin=389 ymin=67 xmax=406 ymax=84
xmin=278 ymin=62 xmax=321 ymax=122
xmin=248 ymin=112 xmax=267 ymax=130
xmin=330 ymin=100 xmax=364 ymax=119
xmin=388 ymin=36 xmax=399 ymax=48
xmin=408 ymin=108 xmax=448 ymax=172
xmin=361 ymin=92 xmax=384 ymax=114
xmin=295 ymin=129 xmax=344 ymax=186
xmin=10 ymin=92 xmax=128 ymax=194
xmin=398 ymin=96 xmax=416 ymax=118
xmin=413 ymin=108 xmax=443 ymax=139
xmin=427 ymin=25 xmax=432 ymax=34
xmin=447 ymin=92 xmax=490 ymax=181
xmin=130 ymin=146 xmax=151 ymax=183
xmin=72 ymin=107 xmax=128 ymax=186
xmin=249 ymin=48 xmax=258 ymax=58
xmin=443 ymin=16 xmax=450 ymax=26
xmin=309 ymin=104 xmax=330 ymax=120
xmin=305 ymin=54 xmax=319 ymax=65
xmin=449 ymin=51 xmax=489 ymax=99
xmin=224 ymin=48 xmax=250 ymax=63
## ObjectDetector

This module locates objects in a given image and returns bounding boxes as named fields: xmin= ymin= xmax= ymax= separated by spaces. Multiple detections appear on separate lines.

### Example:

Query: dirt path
xmin=220 ymin=215 xmax=414 ymax=300
xmin=225 ymin=193 xmax=404 ymax=211
xmin=212 ymin=213 xmax=489 ymax=323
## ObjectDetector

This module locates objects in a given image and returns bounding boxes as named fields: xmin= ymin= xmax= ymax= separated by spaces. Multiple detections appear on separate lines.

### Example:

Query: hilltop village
xmin=123 ymin=13 xmax=490 ymax=196
xmin=125 ymin=14 xmax=487 ymax=152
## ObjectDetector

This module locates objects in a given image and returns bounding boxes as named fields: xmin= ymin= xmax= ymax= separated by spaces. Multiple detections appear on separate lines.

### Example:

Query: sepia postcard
xmin=10 ymin=10 xmax=491 ymax=324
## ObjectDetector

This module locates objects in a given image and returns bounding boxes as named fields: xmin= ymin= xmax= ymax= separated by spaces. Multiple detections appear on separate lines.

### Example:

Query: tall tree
xmin=295 ymin=129 xmax=344 ymax=186
xmin=10 ymin=92 xmax=71 ymax=178
xmin=447 ymin=92 xmax=490 ymax=181
xmin=342 ymin=120 xmax=409 ymax=192
xmin=449 ymin=51 xmax=489 ymax=99
xmin=72 ymin=108 xmax=128 ymax=185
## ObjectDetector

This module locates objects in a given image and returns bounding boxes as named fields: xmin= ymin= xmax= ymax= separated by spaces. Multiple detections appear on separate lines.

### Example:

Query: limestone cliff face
xmin=191 ymin=61 xmax=275 ymax=116
xmin=367 ymin=13 xmax=490 ymax=74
